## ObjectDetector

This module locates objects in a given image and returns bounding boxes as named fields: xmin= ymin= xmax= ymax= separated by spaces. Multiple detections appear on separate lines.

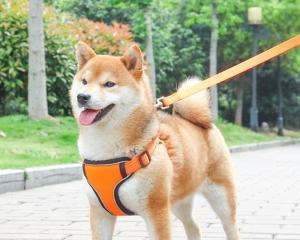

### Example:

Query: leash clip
xmin=155 ymin=97 xmax=169 ymax=110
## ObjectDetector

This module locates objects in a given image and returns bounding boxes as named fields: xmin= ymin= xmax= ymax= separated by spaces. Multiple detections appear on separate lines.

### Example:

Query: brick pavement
xmin=0 ymin=144 xmax=299 ymax=240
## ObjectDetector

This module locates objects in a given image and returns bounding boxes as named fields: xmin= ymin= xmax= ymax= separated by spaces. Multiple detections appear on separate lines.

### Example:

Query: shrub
xmin=0 ymin=2 xmax=76 ymax=116
xmin=0 ymin=0 xmax=135 ymax=116
xmin=45 ymin=34 xmax=76 ymax=116
xmin=0 ymin=11 xmax=28 ymax=115
xmin=68 ymin=19 xmax=133 ymax=55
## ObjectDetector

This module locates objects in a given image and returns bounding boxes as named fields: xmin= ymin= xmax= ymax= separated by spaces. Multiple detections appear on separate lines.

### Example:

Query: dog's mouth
xmin=79 ymin=104 xmax=115 ymax=126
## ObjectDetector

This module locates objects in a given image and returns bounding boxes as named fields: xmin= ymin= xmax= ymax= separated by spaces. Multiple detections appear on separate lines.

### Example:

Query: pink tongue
xmin=79 ymin=109 xmax=101 ymax=125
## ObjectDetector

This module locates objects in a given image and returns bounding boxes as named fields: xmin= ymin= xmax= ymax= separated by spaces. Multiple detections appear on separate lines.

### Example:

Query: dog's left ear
xmin=121 ymin=44 xmax=143 ymax=80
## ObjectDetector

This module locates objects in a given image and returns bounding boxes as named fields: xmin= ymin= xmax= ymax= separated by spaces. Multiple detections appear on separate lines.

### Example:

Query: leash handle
xmin=156 ymin=35 xmax=300 ymax=109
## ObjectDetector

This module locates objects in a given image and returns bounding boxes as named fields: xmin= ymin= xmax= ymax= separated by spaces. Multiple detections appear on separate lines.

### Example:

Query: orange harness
xmin=82 ymin=137 xmax=160 ymax=216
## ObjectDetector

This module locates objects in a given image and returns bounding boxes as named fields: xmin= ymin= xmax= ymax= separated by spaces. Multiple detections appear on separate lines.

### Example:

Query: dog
xmin=70 ymin=42 xmax=240 ymax=240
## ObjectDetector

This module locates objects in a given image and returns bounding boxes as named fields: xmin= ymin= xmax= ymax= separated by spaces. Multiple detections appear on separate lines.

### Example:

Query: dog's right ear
xmin=76 ymin=42 xmax=96 ymax=70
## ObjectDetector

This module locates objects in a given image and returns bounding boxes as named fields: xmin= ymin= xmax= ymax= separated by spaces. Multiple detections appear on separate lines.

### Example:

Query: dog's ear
xmin=76 ymin=42 xmax=96 ymax=70
xmin=121 ymin=44 xmax=143 ymax=80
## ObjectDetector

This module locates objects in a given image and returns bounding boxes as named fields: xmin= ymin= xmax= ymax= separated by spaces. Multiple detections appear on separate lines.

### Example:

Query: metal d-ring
xmin=154 ymin=97 xmax=169 ymax=110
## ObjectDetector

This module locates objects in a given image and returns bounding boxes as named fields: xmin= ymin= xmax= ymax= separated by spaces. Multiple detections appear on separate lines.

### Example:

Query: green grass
xmin=0 ymin=115 xmax=299 ymax=169
xmin=216 ymin=118 xmax=297 ymax=146
xmin=0 ymin=115 xmax=79 ymax=169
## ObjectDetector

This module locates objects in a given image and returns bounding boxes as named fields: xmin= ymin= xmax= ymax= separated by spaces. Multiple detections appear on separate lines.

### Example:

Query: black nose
xmin=77 ymin=93 xmax=91 ymax=105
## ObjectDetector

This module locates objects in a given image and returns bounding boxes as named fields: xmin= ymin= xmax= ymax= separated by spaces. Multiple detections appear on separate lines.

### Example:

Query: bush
xmin=67 ymin=19 xmax=133 ymax=55
xmin=0 ymin=0 xmax=135 ymax=116
xmin=45 ymin=34 xmax=76 ymax=116
xmin=0 ymin=4 xmax=76 ymax=116
xmin=0 ymin=12 xmax=28 ymax=115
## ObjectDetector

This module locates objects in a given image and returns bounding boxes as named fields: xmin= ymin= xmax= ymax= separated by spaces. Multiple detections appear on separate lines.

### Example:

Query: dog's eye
xmin=82 ymin=79 xmax=87 ymax=85
xmin=104 ymin=81 xmax=116 ymax=88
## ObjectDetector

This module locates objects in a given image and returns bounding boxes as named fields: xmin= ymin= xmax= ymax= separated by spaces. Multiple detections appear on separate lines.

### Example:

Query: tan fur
xmin=173 ymin=78 xmax=212 ymax=129
xmin=71 ymin=43 xmax=239 ymax=240
xmin=120 ymin=44 xmax=144 ymax=80
xmin=76 ymin=42 xmax=96 ymax=70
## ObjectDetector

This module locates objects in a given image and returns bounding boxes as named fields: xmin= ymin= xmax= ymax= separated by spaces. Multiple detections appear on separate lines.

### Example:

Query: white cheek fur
xmin=70 ymin=80 xmax=82 ymax=117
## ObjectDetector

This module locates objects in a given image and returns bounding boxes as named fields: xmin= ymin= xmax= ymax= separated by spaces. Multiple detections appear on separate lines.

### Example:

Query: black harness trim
xmin=84 ymin=157 xmax=130 ymax=165
xmin=114 ymin=175 xmax=135 ymax=215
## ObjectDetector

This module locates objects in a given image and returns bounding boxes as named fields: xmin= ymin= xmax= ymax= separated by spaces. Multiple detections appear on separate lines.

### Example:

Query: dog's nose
xmin=77 ymin=93 xmax=91 ymax=105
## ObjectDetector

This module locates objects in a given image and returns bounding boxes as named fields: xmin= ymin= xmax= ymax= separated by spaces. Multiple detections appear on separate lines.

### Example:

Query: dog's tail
xmin=173 ymin=77 xmax=212 ymax=129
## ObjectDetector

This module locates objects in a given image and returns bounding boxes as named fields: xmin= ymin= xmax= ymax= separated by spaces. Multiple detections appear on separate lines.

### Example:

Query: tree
xmin=28 ymin=0 xmax=48 ymax=120
xmin=51 ymin=0 xmax=300 ymax=128
xmin=53 ymin=0 xmax=205 ymax=98
xmin=234 ymin=79 xmax=244 ymax=125
xmin=209 ymin=0 xmax=218 ymax=121
xmin=145 ymin=10 xmax=156 ymax=99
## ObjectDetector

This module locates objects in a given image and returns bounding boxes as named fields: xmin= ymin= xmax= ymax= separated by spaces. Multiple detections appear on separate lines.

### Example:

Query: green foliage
xmin=186 ymin=0 xmax=300 ymax=128
xmin=2 ymin=0 xmax=300 ymax=129
xmin=153 ymin=16 xmax=204 ymax=95
xmin=45 ymin=34 xmax=76 ymax=116
xmin=53 ymin=0 xmax=206 ymax=96
xmin=54 ymin=0 xmax=151 ymax=24
xmin=0 ymin=0 xmax=133 ymax=116
xmin=0 ymin=12 xmax=28 ymax=115
xmin=254 ymin=0 xmax=300 ymax=128
xmin=150 ymin=2 xmax=205 ymax=95
xmin=0 ymin=5 xmax=76 ymax=116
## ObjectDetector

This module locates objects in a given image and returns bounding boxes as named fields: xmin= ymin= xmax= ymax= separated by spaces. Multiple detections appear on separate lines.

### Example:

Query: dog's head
xmin=70 ymin=42 xmax=152 ymax=127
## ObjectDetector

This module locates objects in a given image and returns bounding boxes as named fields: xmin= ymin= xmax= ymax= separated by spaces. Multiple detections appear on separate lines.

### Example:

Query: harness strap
xmin=82 ymin=136 xmax=161 ymax=216
xmin=123 ymin=137 xmax=160 ymax=177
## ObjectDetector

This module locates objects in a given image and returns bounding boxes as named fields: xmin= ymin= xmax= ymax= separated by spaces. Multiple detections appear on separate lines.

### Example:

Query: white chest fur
xmin=79 ymin=122 xmax=164 ymax=216
xmin=78 ymin=126 xmax=128 ymax=160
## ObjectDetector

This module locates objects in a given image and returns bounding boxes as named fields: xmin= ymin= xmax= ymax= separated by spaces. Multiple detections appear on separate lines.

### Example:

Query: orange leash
xmin=156 ymin=35 xmax=300 ymax=109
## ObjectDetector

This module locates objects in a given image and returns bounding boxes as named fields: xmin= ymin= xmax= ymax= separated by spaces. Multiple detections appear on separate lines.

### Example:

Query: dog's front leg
xmin=89 ymin=204 xmax=116 ymax=240
xmin=144 ymin=204 xmax=172 ymax=240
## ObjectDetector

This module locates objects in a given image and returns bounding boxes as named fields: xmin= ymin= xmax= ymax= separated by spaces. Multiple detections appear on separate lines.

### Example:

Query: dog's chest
xmin=79 ymin=130 xmax=156 ymax=215
xmin=78 ymin=129 xmax=128 ymax=160
xmin=84 ymin=169 xmax=154 ymax=216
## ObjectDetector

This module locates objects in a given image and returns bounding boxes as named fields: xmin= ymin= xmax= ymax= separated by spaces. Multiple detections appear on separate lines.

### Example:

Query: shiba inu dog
xmin=70 ymin=42 xmax=240 ymax=240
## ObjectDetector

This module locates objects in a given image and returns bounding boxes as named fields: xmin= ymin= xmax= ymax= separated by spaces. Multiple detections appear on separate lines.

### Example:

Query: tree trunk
xmin=235 ymin=79 xmax=244 ymax=125
xmin=145 ymin=10 xmax=156 ymax=99
xmin=28 ymin=0 xmax=48 ymax=120
xmin=209 ymin=0 xmax=218 ymax=121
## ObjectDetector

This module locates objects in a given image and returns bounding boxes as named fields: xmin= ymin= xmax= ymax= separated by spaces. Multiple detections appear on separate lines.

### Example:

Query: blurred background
xmin=0 ymin=0 xmax=299 ymax=169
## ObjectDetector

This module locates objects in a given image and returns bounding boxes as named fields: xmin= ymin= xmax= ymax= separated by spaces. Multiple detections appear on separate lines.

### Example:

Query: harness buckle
xmin=155 ymin=96 xmax=169 ymax=110
xmin=139 ymin=151 xmax=151 ymax=168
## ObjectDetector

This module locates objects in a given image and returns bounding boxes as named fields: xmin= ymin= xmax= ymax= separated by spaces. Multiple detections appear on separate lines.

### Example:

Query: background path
xmin=0 ymin=144 xmax=299 ymax=240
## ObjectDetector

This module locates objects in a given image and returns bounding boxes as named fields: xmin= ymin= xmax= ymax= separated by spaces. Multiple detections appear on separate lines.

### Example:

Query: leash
xmin=155 ymin=35 xmax=300 ymax=109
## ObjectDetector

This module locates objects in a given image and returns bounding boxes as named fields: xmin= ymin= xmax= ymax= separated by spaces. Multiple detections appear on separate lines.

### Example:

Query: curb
xmin=0 ymin=139 xmax=299 ymax=194
xmin=25 ymin=164 xmax=82 ymax=189
xmin=0 ymin=170 xmax=24 ymax=194
xmin=0 ymin=164 xmax=82 ymax=194
xmin=229 ymin=138 xmax=300 ymax=153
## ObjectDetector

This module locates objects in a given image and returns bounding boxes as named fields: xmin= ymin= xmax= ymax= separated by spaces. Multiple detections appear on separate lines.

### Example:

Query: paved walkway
xmin=0 ymin=144 xmax=300 ymax=240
